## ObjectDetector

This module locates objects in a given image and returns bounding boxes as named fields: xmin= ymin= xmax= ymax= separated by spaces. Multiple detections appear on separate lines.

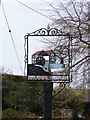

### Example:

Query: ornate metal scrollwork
xmin=27 ymin=27 xmax=70 ymax=36
xmin=24 ymin=36 xmax=27 ymax=75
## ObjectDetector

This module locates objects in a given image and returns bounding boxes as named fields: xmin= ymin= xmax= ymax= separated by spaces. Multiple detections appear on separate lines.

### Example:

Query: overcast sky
xmin=1 ymin=0 xmax=89 ymax=75
xmin=1 ymin=0 xmax=54 ymax=75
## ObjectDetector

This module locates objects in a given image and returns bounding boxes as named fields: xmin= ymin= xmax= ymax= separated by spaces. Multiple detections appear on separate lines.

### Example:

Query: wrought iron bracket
xmin=52 ymin=83 xmax=66 ymax=99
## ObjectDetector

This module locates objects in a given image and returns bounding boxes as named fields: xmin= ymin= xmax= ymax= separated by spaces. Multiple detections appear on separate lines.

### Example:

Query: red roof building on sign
xmin=32 ymin=50 xmax=52 ymax=56
xmin=32 ymin=50 xmax=44 ymax=55
xmin=45 ymin=50 xmax=52 ymax=55
xmin=32 ymin=49 xmax=56 ymax=64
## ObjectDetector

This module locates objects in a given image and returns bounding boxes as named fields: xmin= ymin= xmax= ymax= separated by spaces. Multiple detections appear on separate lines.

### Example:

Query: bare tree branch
xmin=71 ymin=55 xmax=89 ymax=68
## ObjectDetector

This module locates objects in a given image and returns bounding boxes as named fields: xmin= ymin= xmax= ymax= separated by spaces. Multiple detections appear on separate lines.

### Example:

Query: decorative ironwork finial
xmin=47 ymin=24 xmax=50 ymax=30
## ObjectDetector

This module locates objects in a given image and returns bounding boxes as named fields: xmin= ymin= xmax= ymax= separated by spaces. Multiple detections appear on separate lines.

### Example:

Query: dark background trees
xmin=2 ymin=74 xmax=44 ymax=118
xmin=2 ymin=74 xmax=86 ymax=118
xmin=52 ymin=86 xmax=86 ymax=119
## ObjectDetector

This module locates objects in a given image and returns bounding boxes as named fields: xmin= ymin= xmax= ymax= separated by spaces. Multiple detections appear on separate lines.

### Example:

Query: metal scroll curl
xmin=27 ymin=28 xmax=69 ymax=36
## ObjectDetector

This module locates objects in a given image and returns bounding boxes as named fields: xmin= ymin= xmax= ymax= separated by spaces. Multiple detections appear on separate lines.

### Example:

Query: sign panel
xmin=24 ymin=27 xmax=72 ymax=83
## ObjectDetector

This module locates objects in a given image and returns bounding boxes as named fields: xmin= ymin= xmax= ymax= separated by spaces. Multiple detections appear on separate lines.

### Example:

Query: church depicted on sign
xmin=32 ymin=50 xmax=56 ymax=64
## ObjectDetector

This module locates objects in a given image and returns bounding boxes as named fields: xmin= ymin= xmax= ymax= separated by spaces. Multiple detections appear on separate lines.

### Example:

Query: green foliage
xmin=53 ymin=86 xmax=86 ymax=118
xmin=67 ymin=89 xmax=86 ymax=119
xmin=2 ymin=108 xmax=29 ymax=118
xmin=2 ymin=74 xmax=86 ymax=118
xmin=2 ymin=74 xmax=43 ymax=117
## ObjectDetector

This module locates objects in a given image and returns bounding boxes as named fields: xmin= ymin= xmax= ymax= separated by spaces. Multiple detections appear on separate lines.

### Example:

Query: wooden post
xmin=43 ymin=82 xmax=53 ymax=120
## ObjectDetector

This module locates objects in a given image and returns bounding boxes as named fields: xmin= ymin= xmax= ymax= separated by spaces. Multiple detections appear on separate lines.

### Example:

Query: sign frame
xmin=24 ymin=26 xmax=72 ymax=83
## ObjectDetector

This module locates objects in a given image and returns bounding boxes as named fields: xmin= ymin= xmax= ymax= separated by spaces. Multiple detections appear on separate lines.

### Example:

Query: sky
xmin=1 ymin=0 xmax=89 ymax=76
xmin=1 ymin=0 xmax=54 ymax=75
